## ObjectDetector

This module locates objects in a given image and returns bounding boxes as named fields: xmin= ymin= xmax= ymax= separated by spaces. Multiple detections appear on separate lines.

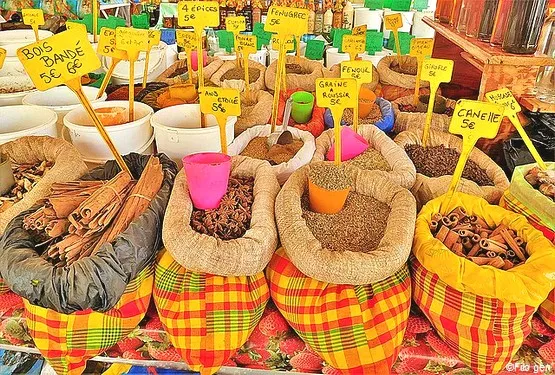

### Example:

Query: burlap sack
xmin=156 ymin=57 xmax=224 ymax=86
xmin=377 ymin=55 xmax=429 ymax=89
xmin=0 ymin=136 xmax=88 ymax=234
xmin=322 ymin=64 xmax=380 ymax=91
xmin=163 ymin=156 xmax=280 ymax=276
xmin=235 ymin=90 xmax=274 ymax=136
xmin=228 ymin=125 xmax=316 ymax=184
xmin=394 ymin=129 xmax=509 ymax=207
xmin=311 ymin=125 xmax=416 ymax=189
xmin=265 ymin=56 xmax=324 ymax=92
xmin=392 ymin=94 xmax=456 ymax=133
xmin=210 ymin=60 xmax=266 ymax=92
xmin=276 ymin=164 xmax=416 ymax=285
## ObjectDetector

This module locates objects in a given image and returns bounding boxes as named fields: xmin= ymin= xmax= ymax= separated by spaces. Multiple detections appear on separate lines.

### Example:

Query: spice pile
xmin=286 ymin=63 xmax=304 ymax=74
xmin=390 ymin=60 xmax=417 ymax=75
xmin=344 ymin=148 xmax=391 ymax=171
xmin=0 ymin=161 xmax=52 ymax=213
xmin=430 ymin=207 xmax=528 ymax=269
xmin=398 ymin=103 xmax=454 ymax=116
xmin=309 ymin=162 xmax=351 ymax=191
xmin=221 ymin=68 xmax=261 ymax=82
xmin=525 ymin=167 xmax=555 ymax=201
xmin=240 ymin=137 xmax=304 ymax=165
xmin=22 ymin=157 xmax=164 ymax=266
xmin=191 ymin=176 xmax=254 ymax=240
xmin=302 ymin=192 xmax=390 ymax=253
xmin=341 ymin=105 xmax=383 ymax=125
xmin=405 ymin=144 xmax=494 ymax=186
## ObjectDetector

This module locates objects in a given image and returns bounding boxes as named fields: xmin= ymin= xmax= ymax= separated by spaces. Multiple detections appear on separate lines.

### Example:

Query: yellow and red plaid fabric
xmin=500 ymin=190 xmax=554 ymax=242
xmin=539 ymin=290 xmax=555 ymax=331
xmin=0 ymin=279 xmax=8 ymax=295
xmin=411 ymin=257 xmax=535 ymax=375
xmin=24 ymin=266 xmax=154 ymax=375
xmin=266 ymin=248 xmax=411 ymax=374
xmin=153 ymin=249 xmax=270 ymax=375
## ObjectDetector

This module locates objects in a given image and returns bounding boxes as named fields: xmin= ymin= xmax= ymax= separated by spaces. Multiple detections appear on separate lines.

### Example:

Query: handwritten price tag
xmin=410 ymin=38 xmax=434 ymax=59
xmin=236 ymin=34 xmax=257 ymax=56
xmin=226 ymin=16 xmax=246 ymax=34
xmin=23 ymin=9 xmax=45 ymax=27
xmin=384 ymin=13 xmax=403 ymax=31
xmin=0 ymin=48 xmax=5 ymax=70
xmin=352 ymin=25 xmax=367 ymax=36
xmin=116 ymin=27 xmax=149 ymax=57
xmin=342 ymin=34 xmax=366 ymax=61
xmin=148 ymin=30 xmax=161 ymax=48
xmin=17 ymin=30 xmax=100 ymax=91
xmin=176 ymin=29 xmax=197 ymax=50
xmin=421 ymin=57 xmax=453 ymax=83
xmin=66 ymin=21 xmax=88 ymax=33
xmin=200 ymin=87 xmax=241 ymax=154
xmin=177 ymin=1 xmax=220 ymax=29
xmin=340 ymin=60 xmax=373 ymax=87
xmin=272 ymin=34 xmax=295 ymax=51
xmin=264 ymin=6 xmax=309 ymax=36
xmin=97 ymin=28 xmax=127 ymax=59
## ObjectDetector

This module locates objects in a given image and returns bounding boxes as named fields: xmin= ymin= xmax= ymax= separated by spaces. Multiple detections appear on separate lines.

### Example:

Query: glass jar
xmin=502 ymin=0 xmax=549 ymax=54
xmin=478 ymin=0 xmax=500 ymax=41
xmin=435 ymin=0 xmax=454 ymax=23
xmin=535 ymin=12 xmax=555 ymax=102
xmin=456 ymin=0 xmax=470 ymax=33
xmin=451 ymin=0 xmax=463 ymax=27
xmin=466 ymin=0 xmax=487 ymax=38
xmin=490 ymin=0 xmax=513 ymax=45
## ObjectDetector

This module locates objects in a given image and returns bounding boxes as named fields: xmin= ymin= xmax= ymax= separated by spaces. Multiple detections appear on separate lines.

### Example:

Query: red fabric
xmin=273 ymin=89 xmax=326 ymax=138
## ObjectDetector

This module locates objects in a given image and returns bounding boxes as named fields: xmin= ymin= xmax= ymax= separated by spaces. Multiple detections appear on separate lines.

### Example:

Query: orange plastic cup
xmin=308 ymin=179 xmax=350 ymax=214
xmin=358 ymin=87 xmax=377 ymax=119
xmin=94 ymin=107 xmax=127 ymax=126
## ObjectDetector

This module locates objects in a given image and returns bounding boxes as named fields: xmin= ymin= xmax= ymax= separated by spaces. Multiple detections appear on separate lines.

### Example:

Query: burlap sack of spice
xmin=228 ymin=125 xmax=316 ymax=184
xmin=0 ymin=136 xmax=88 ymax=235
xmin=163 ymin=155 xmax=280 ymax=276
xmin=392 ymin=94 xmax=456 ymax=133
xmin=377 ymin=55 xmax=430 ymax=89
xmin=412 ymin=192 xmax=555 ymax=374
xmin=266 ymin=166 xmax=415 ymax=373
xmin=311 ymin=125 xmax=416 ymax=189
xmin=265 ymin=56 xmax=324 ymax=92
xmin=210 ymin=60 xmax=266 ymax=92
xmin=157 ymin=57 xmax=224 ymax=86
xmin=235 ymin=90 xmax=274 ymax=136
xmin=394 ymin=129 xmax=509 ymax=207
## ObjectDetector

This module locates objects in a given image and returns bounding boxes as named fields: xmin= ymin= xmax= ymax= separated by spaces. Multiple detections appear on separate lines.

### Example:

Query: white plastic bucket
xmin=103 ymin=42 xmax=168 ymax=85
xmin=214 ymin=49 xmax=269 ymax=66
xmin=326 ymin=47 xmax=350 ymax=68
xmin=63 ymin=100 xmax=154 ymax=162
xmin=383 ymin=10 xmax=414 ymax=39
xmin=82 ymin=134 xmax=156 ymax=166
xmin=151 ymin=104 xmax=236 ymax=165
xmin=269 ymin=42 xmax=307 ymax=64
xmin=0 ymin=29 xmax=53 ymax=47
xmin=412 ymin=11 xmax=436 ymax=38
xmin=23 ymin=86 xmax=107 ymax=137
xmin=0 ymin=105 xmax=57 ymax=145
xmin=365 ymin=50 xmax=393 ymax=67
xmin=354 ymin=9 xmax=383 ymax=30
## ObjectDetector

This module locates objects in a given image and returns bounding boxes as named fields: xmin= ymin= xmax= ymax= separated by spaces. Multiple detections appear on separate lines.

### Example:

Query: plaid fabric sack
xmin=267 ymin=248 xmax=411 ymax=374
xmin=24 ymin=266 xmax=154 ymax=375
xmin=154 ymin=249 xmax=270 ymax=375
xmin=412 ymin=193 xmax=555 ymax=374
xmin=539 ymin=290 xmax=555 ymax=331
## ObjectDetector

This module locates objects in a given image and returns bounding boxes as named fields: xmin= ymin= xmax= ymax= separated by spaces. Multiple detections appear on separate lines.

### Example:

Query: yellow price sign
xmin=384 ymin=13 xmax=403 ymax=31
xmin=66 ymin=21 xmax=87 ymax=33
xmin=236 ymin=34 xmax=257 ymax=56
xmin=272 ymin=34 xmax=295 ymax=51
xmin=486 ymin=88 xmax=547 ymax=170
xmin=342 ymin=34 xmax=365 ymax=61
xmin=421 ymin=58 xmax=454 ymax=145
xmin=176 ymin=29 xmax=198 ymax=50
xmin=316 ymin=78 xmax=358 ymax=164
xmin=200 ymin=87 xmax=241 ymax=154
xmin=97 ymin=28 xmax=127 ymax=59
xmin=17 ymin=30 xmax=100 ymax=91
xmin=142 ymin=30 xmax=161 ymax=88
xmin=352 ymin=25 xmax=367 ymax=36
xmin=409 ymin=38 xmax=434 ymax=106
xmin=23 ymin=9 xmax=45 ymax=41
xmin=264 ymin=6 xmax=309 ymax=37
xmin=0 ymin=48 xmax=5 ymax=70
xmin=340 ymin=60 xmax=373 ymax=132
xmin=226 ymin=16 xmax=246 ymax=34
xmin=177 ymin=1 xmax=220 ymax=29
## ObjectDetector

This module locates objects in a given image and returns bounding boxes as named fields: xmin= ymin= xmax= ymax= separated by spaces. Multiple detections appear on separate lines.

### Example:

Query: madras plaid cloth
xmin=539 ymin=290 xmax=555 ymax=331
xmin=153 ymin=249 xmax=270 ymax=375
xmin=411 ymin=257 xmax=535 ymax=375
xmin=266 ymin=248 xmax=411 ymax=374
xmin=24 ymin=266 xmax=154 ymax=375
xmin=0 ymin=279 xmax=9 ymax=295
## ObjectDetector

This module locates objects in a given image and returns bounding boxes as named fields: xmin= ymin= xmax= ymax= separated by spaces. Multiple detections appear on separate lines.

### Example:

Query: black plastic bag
xmin=0 ymin=153 xmax=178 ymax=314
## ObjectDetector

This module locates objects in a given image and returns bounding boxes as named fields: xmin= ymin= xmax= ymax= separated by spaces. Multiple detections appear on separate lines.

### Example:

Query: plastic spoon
xmin=268 ymin=97 xmax=293 ymax=147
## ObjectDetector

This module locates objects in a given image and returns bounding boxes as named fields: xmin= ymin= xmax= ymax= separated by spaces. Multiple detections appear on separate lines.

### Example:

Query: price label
xmin=116 ymin=27 xmax=149 ymax=56
xmin=449 ymin=100 xmax=505 ymax=139
xmin=176 ymin=29 xmax=198 ymax=51
xmin=409 ymin=38 xmax=434 ymax=59
xmin=340 ymin=60 xmax=373 ymax=87
xmin=66 ymin=21 xmax=87 ymax=33
xmin=390 ymin=0 xmax=411 ymax=11
xmin=17 ymin=30 xmax=101 ymax=91
xmin=236 ymin=34 xmax=257 ymax=56
xmin=413 ymin=0 xmax=429 ymax=10
xmin=364 ymin=0 xmax=384 ymax=10
xmin=305 ymin=39 xmax=325 ymax=60
xmin=200 ymin=87 xmax=241 ymax=154
xmin=217 ymin=30 xmax=235 ymax=51
xmin=366 ymin=30 xmax=383 ymax=54
xmin=485 ymin=87 xmax=521 ymax=115
xmin=253 ymin=22 xmax=272 ymax=49
xmin=97 ymin=27 xmax=127 ymax=59
xmin=272 ymin=34 xmax=295 ymax=51
xmin=177 ymin=1 xmax=220 ymax=29
xmin=23 ymin=9 xmax=45 ymax=27
xmin=352 ymin=25 xmax=367 ymax=36
xmin=264 ymin=6 xmax=309 ymax=37
xmin=226 ymin=16 xmax=246 ymax=34
xmin=316 ymin=78 xmax=358 ymax=109
xmin=147 ymin=30 xmax=161 ymax=48
xmin=342 ymin=34 xmax=366 ymax=60
xmin=0 ymin=48 xmax=6 ymax=70
xmin=332 ymin=28 xmax=351 ymax=50
xmin=421 ymin=58 xmax=454 ymax=84
xmin=384 ymin=13 xmax=403 ymax=31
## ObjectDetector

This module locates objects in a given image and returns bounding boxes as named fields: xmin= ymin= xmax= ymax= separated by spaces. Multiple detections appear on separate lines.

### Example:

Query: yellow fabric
xmin=413 ymin=192 xmax=555 ymax=307
xmin=102 ymin=364 xmax=132 ymax=375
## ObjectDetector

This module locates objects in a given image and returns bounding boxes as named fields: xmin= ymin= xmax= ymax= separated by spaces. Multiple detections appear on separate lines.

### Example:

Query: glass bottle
xmin=342 ymin=0 xmax=354 ymax=29
xmin=490 ymin=0 xmax=513 ymax=45
xmin=314 ymin=0 xmax=324 ymax=34
xmin=465 ymin=0 xmax=486 ymax=38
xmin=535 ymin=12 xmax=555 ymax=102
xmin=502 ymin=0 xmax=549 ymax=54
xmin=435 ymin=0 xmax=454 ymax=23
xmin=450 ymin=0 xmax=463 ymax=27
xmin=323 ymin=7 xmax=333 ymax=33
xmin=332 ymin=1 xmax=343 ymax=28
xmin=478 ymin=0 xmax=500 ymax=41
xmin=308 ymin=0 xmax=316 ymax=33
xmin=456 ymin=0 xmax=470 ymax=33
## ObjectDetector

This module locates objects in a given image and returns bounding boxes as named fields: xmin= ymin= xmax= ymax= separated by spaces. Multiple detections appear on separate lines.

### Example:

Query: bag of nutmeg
xmin=154 ymin=156 xmax=280 ymax=375
xmin=412 ymin=192 xmax=555 ymax=375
